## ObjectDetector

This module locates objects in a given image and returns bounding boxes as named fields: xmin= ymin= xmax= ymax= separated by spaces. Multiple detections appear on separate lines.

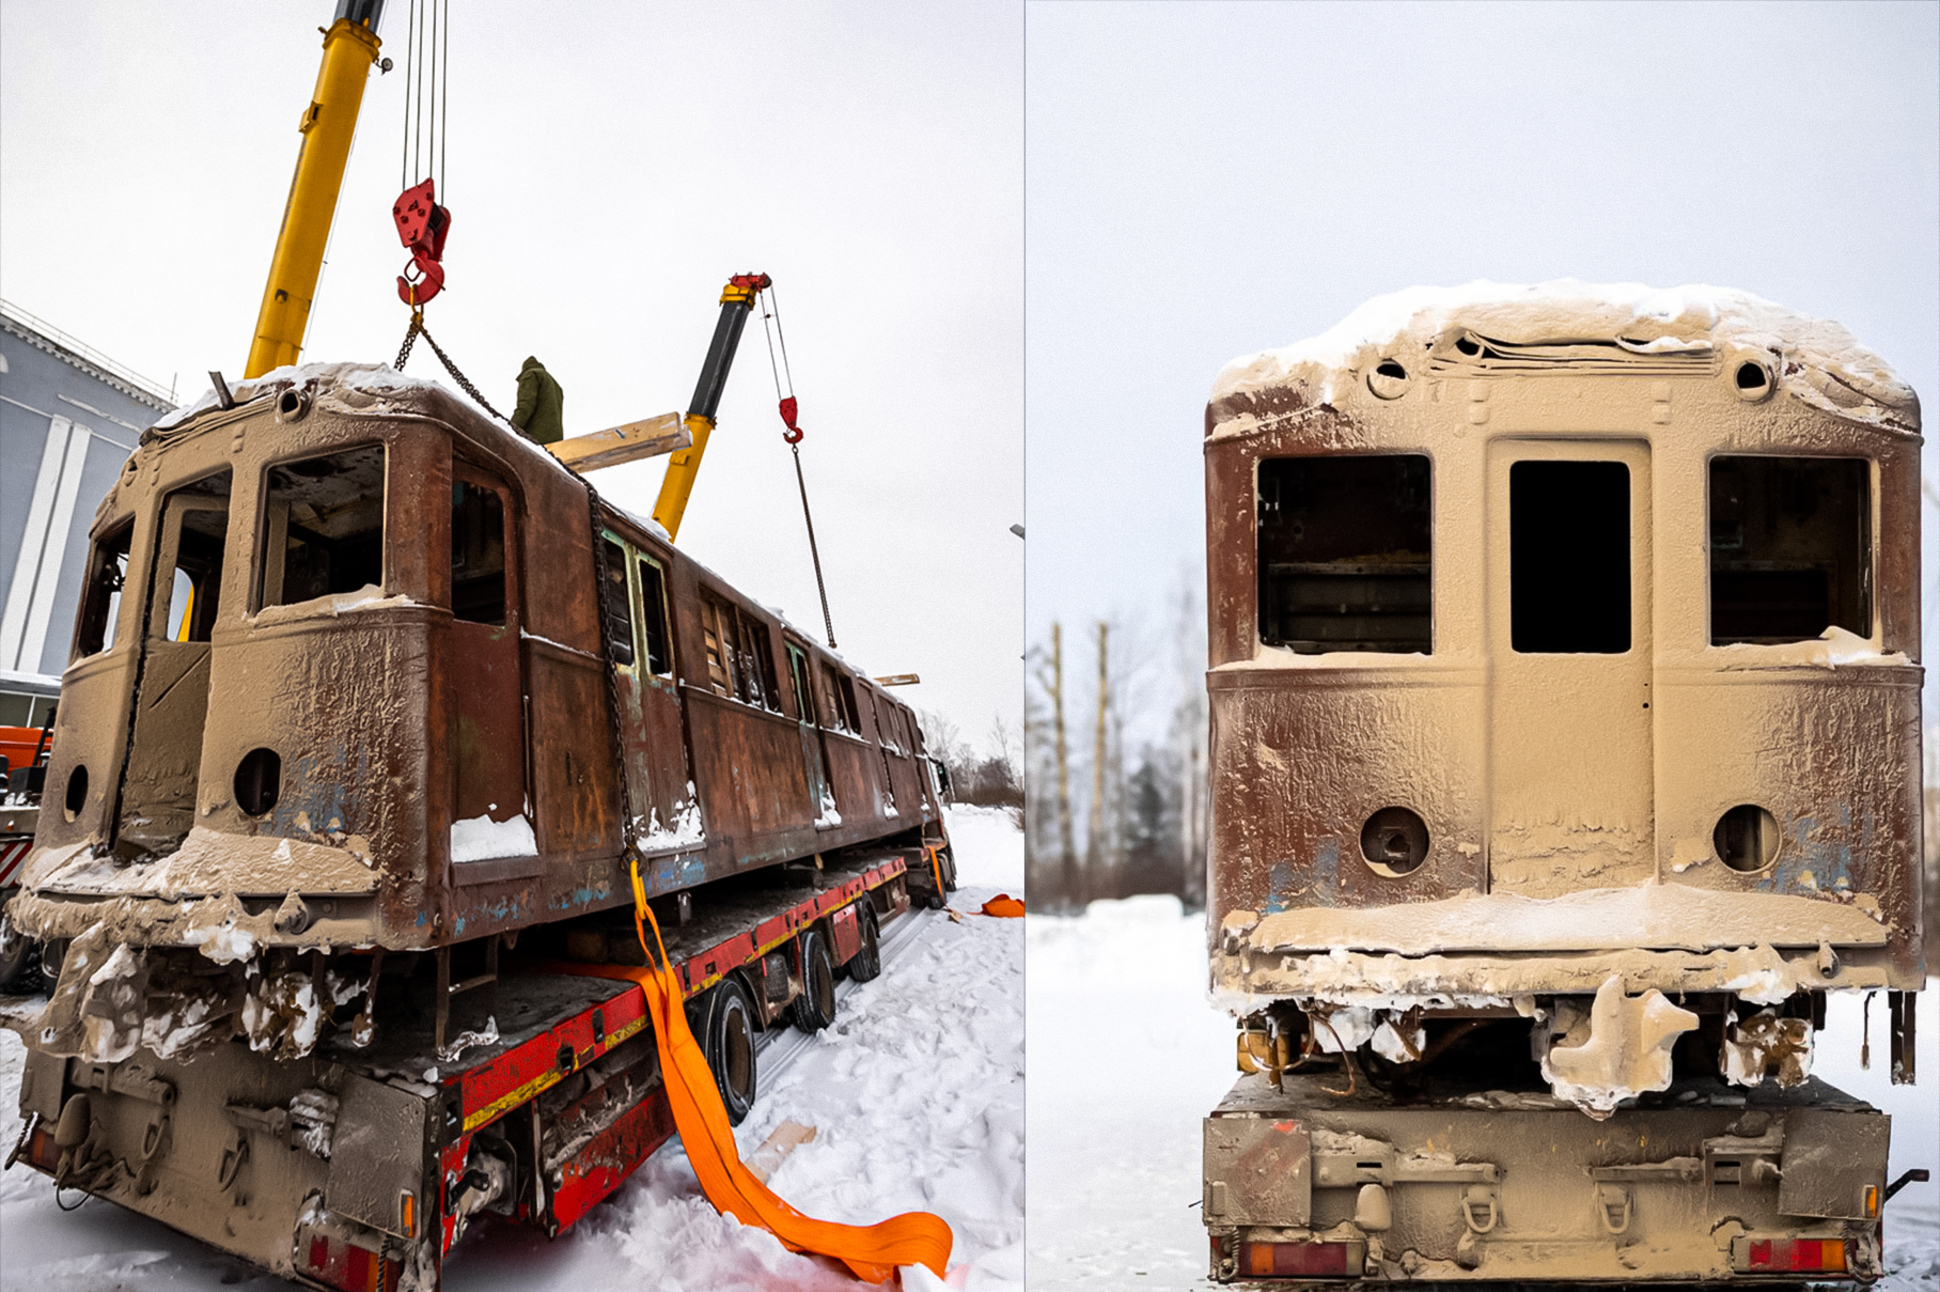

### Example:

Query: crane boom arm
xmin=651 ymin=273 xmax=769 ymax=541
xmin=244 ymin=1 xmax=386 ymax=379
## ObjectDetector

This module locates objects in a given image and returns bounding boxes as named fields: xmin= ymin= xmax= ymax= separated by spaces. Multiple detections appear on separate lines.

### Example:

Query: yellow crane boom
xmin=244 ymin=2 xmax=387 ymax=379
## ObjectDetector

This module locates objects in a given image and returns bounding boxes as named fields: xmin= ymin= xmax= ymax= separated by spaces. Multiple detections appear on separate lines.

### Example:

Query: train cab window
xmin=72 ymin=520 xmax=134 ymax=659
xmin=739 ymin=617 xmax=781 ymax=711
xmin=600 ymin=539 xmax=636 ymax=667
xmin=1257 ymin=455 xmax=1431 ymax=654
xmin=160 ymin=471 xmax=233 ymax=643
xmin=837 ymin=673 xmax=861 ymax=732
xmin=451 ymin=481 xmax=506 ymax=624
xmin=1510 ymin=460 xmax=1630 ymax=653
xmin=637 ymin=557 xmax=671 ymax=675
xmin=1708 ymin=456 xmax=1871 ymax=645
xmin=259 ymin=446 xmax=385 ymax=609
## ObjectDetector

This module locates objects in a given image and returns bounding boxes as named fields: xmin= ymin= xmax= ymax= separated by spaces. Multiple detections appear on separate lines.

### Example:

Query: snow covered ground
xmin=1027 ymin=895 xmax=1940 ymax=1291
xmin=0 ymin=803 xmax=1023 ymax=1292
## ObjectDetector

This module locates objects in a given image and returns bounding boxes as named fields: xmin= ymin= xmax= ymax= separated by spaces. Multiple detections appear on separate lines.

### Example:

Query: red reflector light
xmin=1746 ymin=1238 xmax=1847 ymax=1273
xmin=1240 ymin=1240 xmax=1354 ymax=1277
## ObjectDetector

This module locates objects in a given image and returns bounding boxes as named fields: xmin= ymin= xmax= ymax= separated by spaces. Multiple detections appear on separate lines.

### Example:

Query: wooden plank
xmin=546 ymin=411 xmax=691 ymax=472
xmin=873 ymin=673 xmax=920 ymax=687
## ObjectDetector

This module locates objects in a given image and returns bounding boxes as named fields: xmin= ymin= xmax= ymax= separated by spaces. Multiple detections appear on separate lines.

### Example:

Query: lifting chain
xmin=393 ymin=310 xmax=509 ymax=423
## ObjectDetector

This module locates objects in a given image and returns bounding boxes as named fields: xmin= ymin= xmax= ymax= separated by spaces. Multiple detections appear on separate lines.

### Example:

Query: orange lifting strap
xmin=560 ymin=862 xmax=953 ymax=1283
xmin=980 ymin=895 xmax=1025 ymax=918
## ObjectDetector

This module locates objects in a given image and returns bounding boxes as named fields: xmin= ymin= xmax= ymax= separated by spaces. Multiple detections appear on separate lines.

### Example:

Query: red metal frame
xmin=433 ymin=856 xmax=907 ymax=1253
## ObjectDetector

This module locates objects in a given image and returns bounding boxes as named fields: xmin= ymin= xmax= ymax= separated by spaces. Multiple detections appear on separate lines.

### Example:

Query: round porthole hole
xmin=235 ymin=748 xmax=282 ymax=817
xmin=1733 ymin=360 xmax=1773 ymax=401
xmin=63 ymin=765 xmax=89 ymax=822
xmin=1360 ymin=806 xmax=1429 ymax=876
xmin=1714 ymin=804 xmax=1779 ymax=872
xmin=1367 ymin=360 xmax=1411 ymax=400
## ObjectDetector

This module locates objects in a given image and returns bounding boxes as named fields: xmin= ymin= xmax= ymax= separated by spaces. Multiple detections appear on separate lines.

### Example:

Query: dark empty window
xmin=1257 ymin=455 xmax=1431 ymax=654
xmin=1511 ymin=460 xmax=1630 ymax=653
xmin=451 ymin=481 xmax=507 ymax=624
xmin=161 ymin=471 xmax=233 ymax=643
xmin=73 ymin=520 xmax=134 ymax=659
xmin=601 ymin=539 xmax=636 ymax=667
xmin=260 ymin=446 xmax=384 ymax=608
xmin=638 ymin=557 xmax=671 ymax=675
xmin=1709 ymin=456 xmax=1870 ymax=645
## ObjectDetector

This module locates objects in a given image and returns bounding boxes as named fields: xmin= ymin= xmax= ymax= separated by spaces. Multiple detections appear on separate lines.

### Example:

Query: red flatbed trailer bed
xmin=12 ymin=853 xmax=914 ymax=1291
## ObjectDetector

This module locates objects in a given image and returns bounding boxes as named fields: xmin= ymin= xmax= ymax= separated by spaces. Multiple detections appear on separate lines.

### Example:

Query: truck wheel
xmin=846 ymin=906 xmax=882 ymax=984
xmin=790 ymin=930 xmax=837 ymax=1033
xmin=705 ymin=977 xmax=758 ymax=1126
xmin=0 ymin=905 xmax=37 ymax=992
xmin=40 ymin=938 xmax=67 ymax=987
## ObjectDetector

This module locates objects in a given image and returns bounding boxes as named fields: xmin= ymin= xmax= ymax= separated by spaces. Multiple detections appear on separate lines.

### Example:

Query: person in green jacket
xmin=511 ymin=356 xmax=564 ymax=445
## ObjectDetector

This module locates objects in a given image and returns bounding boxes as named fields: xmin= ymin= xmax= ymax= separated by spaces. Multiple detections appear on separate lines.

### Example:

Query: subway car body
xmin=4 ymin=365 xmax=952 ymax=1286
xmin=1198 ymin=284 xmax=1924 ymax=1285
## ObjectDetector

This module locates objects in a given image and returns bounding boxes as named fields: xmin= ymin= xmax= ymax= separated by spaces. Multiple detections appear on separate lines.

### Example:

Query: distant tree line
xmin=1024 ymin=572 xmax=1208 ymax=912
xmin=917 ymin=710 xmax=1024 ymax=811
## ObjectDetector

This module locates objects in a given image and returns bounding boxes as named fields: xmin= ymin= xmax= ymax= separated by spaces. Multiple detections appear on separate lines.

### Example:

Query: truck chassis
xmin=7 ymin=850 xmax=925 ymax=1290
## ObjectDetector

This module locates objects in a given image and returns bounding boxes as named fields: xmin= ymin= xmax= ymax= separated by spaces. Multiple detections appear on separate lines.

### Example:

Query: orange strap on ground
xmin=559 ymin=863 xmax=953 ymax=1283
xmin=979 ymin=894 xmax=1025 ymax=918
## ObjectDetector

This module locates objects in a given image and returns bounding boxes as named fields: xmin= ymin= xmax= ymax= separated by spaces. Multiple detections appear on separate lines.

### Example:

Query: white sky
xmin=1025 ymin=0 xmax=1940 ymax=688
xmin=0 ymin=0 xmax=1022 ymax=746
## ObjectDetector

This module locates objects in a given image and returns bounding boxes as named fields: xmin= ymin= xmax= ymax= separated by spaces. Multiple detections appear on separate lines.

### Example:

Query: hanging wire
xmin=440 ymin=0 xmax=450 ymax=197
xmin=426 ymin=0 xmax=436 ymax=187
xmin=399 ymin=0 xmax=415 ymax=189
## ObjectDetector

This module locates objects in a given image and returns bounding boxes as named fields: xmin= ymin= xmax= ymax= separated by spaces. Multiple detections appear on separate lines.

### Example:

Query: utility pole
xmin=1086 ymin=622 xmax=1109 ymax=903
xmin=1048 ymin=623 xmax=1077 ymax=908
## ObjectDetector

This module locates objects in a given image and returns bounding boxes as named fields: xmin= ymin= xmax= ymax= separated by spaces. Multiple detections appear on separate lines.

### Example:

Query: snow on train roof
xmin=1212 ymin=280 xmax=1919 ymax=433
xmin=151 ymin=362 xmax=871 ymax=677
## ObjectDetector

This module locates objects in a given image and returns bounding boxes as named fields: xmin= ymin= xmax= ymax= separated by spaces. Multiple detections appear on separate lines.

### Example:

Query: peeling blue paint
xmin=1265 ymin=861 xmax=1293 ymax=914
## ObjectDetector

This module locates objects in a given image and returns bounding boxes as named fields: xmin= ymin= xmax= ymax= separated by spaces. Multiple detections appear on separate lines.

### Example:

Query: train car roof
xmin=147 ymin=362 xmax=889 ymax=689
xmin=1211 ymin=280 xmax=1920 ymax=438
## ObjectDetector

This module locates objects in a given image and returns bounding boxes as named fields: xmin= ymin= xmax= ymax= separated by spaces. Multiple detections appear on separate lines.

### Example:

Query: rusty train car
xmin=1197 ymin=285 xmax=1926 ymax=1286
xmin=5 ymin=364 xmax=954 ymax=1286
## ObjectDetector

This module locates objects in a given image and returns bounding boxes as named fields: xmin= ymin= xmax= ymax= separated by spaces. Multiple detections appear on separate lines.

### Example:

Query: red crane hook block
xmin=779 ymin=395 xmax=803 ymax=444
xmin=392 ymin=178 xmax=451 ymax=306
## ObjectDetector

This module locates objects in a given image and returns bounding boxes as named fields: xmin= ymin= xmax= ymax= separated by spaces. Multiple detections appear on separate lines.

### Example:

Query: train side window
xmin=259 ymin=445 xmax=385 ymax=610
xmin=1510 ymin=460 xmax=1630 ymax=653
xmin=838 ymin=673 xmax=861 ymax=732
xmin=736 ymin=615 xmax=781 ymax=710
xmin=1257 ymin=455 xmax=1431 ymax=654
xmin=161 ymin=471 xmax=233 ymax=643
xmin=637 ymin=557 xmax=671 ymax=675
xmin=786 ymin=642 xmax=817 ymax=721
xmin=451 ymin=481 xmax=507 ymax=624
xmin=1708 ymin=456 xmax=1870 ymax=645
xmin=72 ymin=520 xmax=134 ymax=659
xmin=600 ymin=539 xmax=636 ymax=667
xmin=700 ymin=593 xmax=736 ymax=696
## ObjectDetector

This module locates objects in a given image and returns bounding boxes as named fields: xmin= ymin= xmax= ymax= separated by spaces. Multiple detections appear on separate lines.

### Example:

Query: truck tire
xmin=704 ymin=977 xmax=758 ymax=1126
xmin=789 ymin=929 xmax=838 ymax=1033
xmin=845 ymin=905 xmax=882 ymax=984
xmin=0 ymin=904 xmax=37 ymax=992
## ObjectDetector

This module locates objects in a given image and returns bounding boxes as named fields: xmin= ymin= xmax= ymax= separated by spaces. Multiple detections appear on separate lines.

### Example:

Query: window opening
xmin=735 ymin=614 xmax=780 ymax=711
xmin=1510 ymin=460 xmax=1630 ymax=654
xmin=701 ymin=593 xmax=736 ymax=696
xmin=1257 ymin=455 xmax=1431 ymax=654
xmin=161 ymin=472 xmax=233 ymax=643
xmin=601 ymin=539 xmax=636 ymax=667
xmin=637 ymin=557 xmax=671 ymax=676
xmin=259 ymin=446 xmax=385 ymax=609
xmin=787 ymin=643 xmax=816 ymax=721
xmin=73 ymin=520 xmax=134 ymax=659
xmin=837 ymin=673 xmax=861 ymax=733
xmin=1708 ymin=456 xmax=1870 ymax=644
xmin=451 ymin=480 xmax=507 ymax=625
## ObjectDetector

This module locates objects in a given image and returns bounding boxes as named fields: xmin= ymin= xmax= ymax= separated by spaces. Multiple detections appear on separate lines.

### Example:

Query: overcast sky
xmin=1026 ymin=0 xmax=1940 ymax=692
xmin=1 ymin=1 xmax=1021 ymax=746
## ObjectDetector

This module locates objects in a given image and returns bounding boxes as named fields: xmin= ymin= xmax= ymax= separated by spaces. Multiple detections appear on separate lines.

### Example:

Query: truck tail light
xmin=299 ymin=1231 xmax=402 ymax=1292
xmin=1239 ymin=1240 xmax=1366 ymax=1278
xmin=1742 ymin=1237 xmax=1848 ymax=1273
